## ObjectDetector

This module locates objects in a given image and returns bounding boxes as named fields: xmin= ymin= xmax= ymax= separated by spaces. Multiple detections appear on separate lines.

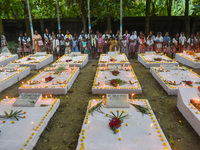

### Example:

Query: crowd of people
xmin=1 ymin=29 xmax=200 ymax=59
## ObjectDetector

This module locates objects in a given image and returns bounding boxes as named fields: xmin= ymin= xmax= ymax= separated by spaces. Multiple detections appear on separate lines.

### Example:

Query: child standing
xmin=146 ymin=36 xmax=154 ymax=51
xmin=44 ymin=29 xmax=51 ymax=54
xmin=172 ymin=33 xmax=180 ymax=58
xmin=23 ymin=33 xmax=31 ymax=56
xmin=163 ymin=32 xmax=171 ymax=55
xmin=90 ymin=34 xmax=97 ymax=58
xmin=103 ymin=36 xmax=109 ymax=53
xmin=81 ymin=37 xmax=88 ymax=54
xmin=129 ymin=31 xmax=137 ymax=57
xmin=18 ymin=33 xmax=24 ymax=57
xmin=155 ymin=32 xmax=163 ymax=53
xmin=97 ymin=34 xmax=104 ymax=57
xmin=60 ymin=36 xmax=65 ymax=56
xmin=72 ymin=36 xmax=79 ymax=52
xmin=53 ymin=35 xmax=60 ymax=59
xmin=65 ymin=38 xmax=71 ymax=54
xmin=121 ymin=36 xmax=128 ymax=57
xmin=138 ymin=34 xmax=146 ymax=53
xmin=187 ymin=33 xmax=196 ymax=51
xmin=109 ymin=37 xmax=116 ymax=51
xmin=179 ymin=32 xmax=186 ymax=52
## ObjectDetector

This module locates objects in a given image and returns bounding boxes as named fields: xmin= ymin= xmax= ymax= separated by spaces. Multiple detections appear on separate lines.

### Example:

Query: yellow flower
xmin=125 ymin=123 xmax=128 ymax=126
xmin=116 ymin=110 xmax=119 ymax=112
xmin=122 ymin=110 xmax=125 ymax=113
xmin=179 ymin=120 xmax=182 ymax=123
xmin=110 ymin=111 xmax=113 ymax=113
xmin=12 ymin=121 xmax=15 ymax=124
xmin=118 ymin=137 xmax=122 ymax=140
xmin=105 ymin=114 xmax=108 ymax=117
xmin=117 ymin=129 xmax=120 ymax=133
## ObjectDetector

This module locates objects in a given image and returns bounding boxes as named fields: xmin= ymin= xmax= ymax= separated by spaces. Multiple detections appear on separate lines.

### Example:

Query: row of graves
xmin=77 ymin=52 xmax=172 ymax=150
xmin=138 ymin=51 xmax=200 ymax=138
xmin=0 ymin=51 xmax=89 ymax=150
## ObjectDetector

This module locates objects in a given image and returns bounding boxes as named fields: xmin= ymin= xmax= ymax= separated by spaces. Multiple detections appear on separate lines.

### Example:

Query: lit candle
xmin=50 ymin=95 xmax=52 ymax=99
xmin=6 ymin=96 xmax=8 ymax=99
xmin=32 ymin=122 xmax=34 ymax=130
xmin=131 ymin=93 xmax=135 ymax=99
xmin=149 ymin=123 xmax=153 ymax=135
xmin=102 ymin=95 xmax=105 ymax=100
xmin=88 ymin=121 xmax=90 ymax=129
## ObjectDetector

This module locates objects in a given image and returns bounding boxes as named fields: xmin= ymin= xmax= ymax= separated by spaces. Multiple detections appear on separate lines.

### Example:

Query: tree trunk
xmin=0 ymin=17 xmax=4 ymax=35
xmin=80 ymin=0 xmax=87 ymax=31
xmin=185 ymin=0 xmax=190 ymax=38
xmin=167 ymin=0 xmax=172 ymax=32
xmin=145 ymin=0 xmax=151 ymax=36
xmin=107 ymin=14 xmax=111 ymax=31
xmin=22 ymin=0 xmax=31 ymax=36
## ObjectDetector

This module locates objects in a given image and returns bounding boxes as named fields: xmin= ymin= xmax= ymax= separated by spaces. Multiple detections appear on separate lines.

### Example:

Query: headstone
xmin=106 ymin=94 xmax=130 ymax=108
xmin=108 ymin=52 xmax=118 ymax=56
xmin=4 ymin=64 xmax=19 ymax=70
xmin=161 ymin=64 xmax=177 ymax=70
xmin=70 ymin=52 xmax=81 ymax=56
xmin=13 ymin=93 xmax=42 ymax=107
xmin=108 ymin=65 xmax=122 ymax=70
xmin=145 ymin=51 xmax=156 ymax=55
xmin=35 ymin=52 xmax=46 ymax=56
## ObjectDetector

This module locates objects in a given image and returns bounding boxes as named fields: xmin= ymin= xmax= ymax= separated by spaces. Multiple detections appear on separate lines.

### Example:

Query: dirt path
xmin=0 ymin=58 xmax=199 ymax=150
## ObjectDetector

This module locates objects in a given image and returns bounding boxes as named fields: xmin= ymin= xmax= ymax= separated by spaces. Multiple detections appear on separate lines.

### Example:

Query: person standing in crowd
xmin=172 ymin=33 xmax=180 ymax=58
xmin=23 ymin=32 xmax=31 ymax=56
xmin=138 ymin=34 xmax=146 ymax=53
xmin=147 ymin=31 xmax=156 ymax=51
xmin=97 ymin=33 xmax=104 ymax=57
xmin=53 ymin=35 xmax=60 ymax=59
xmin=44 ymin=29 xmax=51 ymax=54
xmin=109 ymin=36 xmax=116 ymax=51
xmin=95 ymin=30 xmax=99 ymax=40
xmin=64 ymin=30 xmax=72 ymax=41
xmin=90 ymin=34 xmax=97 ymax=59
xmin=60 ymin=36 xmax=65 ymax=56
xmin=121 ymin=35 xmax=128 ymax=57
xmin=65 ymin=38 xmax=71 ymax=54
xmin=81 ymin=37 xmax=88 ymax=54
xmin=87 ymin=29 xmax=93 ymax=56
xmin=57 ymin=30 xmax=64 ymax=41
xmin=187 ymin=33 xmax=196 ymax=51
xmin=32 ymin=30 xmax=42 ymax=53
xmin=1 ymin=34 xmax=7 ymax=53
xmin=155 ymin=32 xmax=163 ymax=53
xmin=123 ymin=30 xmax=130 ymax=44
xmin=79 ymin=30 xmax=87 ymax=50
xmin=109 ymin=30 xmax=115 ymax=38
xmin=103 ymin=31 xmax=110 ymax=39
xmin=179 ymin=32 xmax=186 ymax=52
xmin=146 ymin=35 xmax=154 ymax=51
xmin=115 ymin=35 xmax=121 ymax=53
xmin=50 ymin=32 xmax=55 ymax=54
xmin=18 ymin=33 xmax=24 ymax=57
xmin=195 ymin=32 xmax=200 ymax=52
xmin=73 ymin=33 xmax=78 ymax=40
xmin=72 ymin=36 xmax=79 ymax=52
xmin=103 ymin=36 xmax=109 ymax=53
xmin=129 ymin=31 xmax=137 ymax=58
xmin=116 ymin=30 xmax=122 ymax=40
xmin=163 ymin=32 xmax=171 ymax=55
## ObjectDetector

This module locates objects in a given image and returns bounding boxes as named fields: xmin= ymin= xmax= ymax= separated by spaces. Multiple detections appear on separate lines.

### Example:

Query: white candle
xmin=88 ymin=121 xmax=90 ymax=129
xmin=149 ymin=123 xmax=153 ymax=135
xmin=131 ymin=93 xmax=135 ymax=99
xmin=32 ymin=122 xmax=34 ymax=130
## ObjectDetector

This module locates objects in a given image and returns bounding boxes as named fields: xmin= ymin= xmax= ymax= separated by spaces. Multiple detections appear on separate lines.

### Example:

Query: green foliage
xmin=7 ymin=41 xmax=19 ymax=54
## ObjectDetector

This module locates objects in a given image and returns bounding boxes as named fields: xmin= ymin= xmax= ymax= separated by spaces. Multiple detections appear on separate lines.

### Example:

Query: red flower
xmin=112 ymin=70 xmax=120 ymax=76
xmin=109 ymin=117 xmax=121 ymax=129
xmin=66 ymin=59 xmax=72 ymax=62
xmin=27 ymin=57 xmax=31 ymax=61
xmin=183 ymin=80 xmax=193 ymax=86
xmin=45 ymin=76 xmax=54 ymax=82
xmin=110 ymin=79 xmax=118 ymax=87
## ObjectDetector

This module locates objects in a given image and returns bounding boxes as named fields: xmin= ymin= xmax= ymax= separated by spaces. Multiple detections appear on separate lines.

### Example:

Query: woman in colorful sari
xmin=138 ymin=34 xmax=146 ymax=53
xmin=32 ymin=30 xmax=42 ymax=53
